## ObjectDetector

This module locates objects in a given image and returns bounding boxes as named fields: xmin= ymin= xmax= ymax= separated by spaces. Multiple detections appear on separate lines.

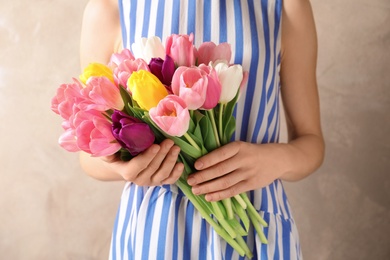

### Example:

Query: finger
xmin=121 ymin=141 xmax=170 ymax=182
xmin=161 ymin=162 xmax=184 ymax=185
xmin=194 ymin=142 xmax=239 ymax=171
xmin=204 ymin=181 xmax=248 ymax=202
xmin=132 ymin=141 xmax=176 ymax=185
xmin=126 ymin=143 xmax=161 ymax=175
xmin=140 ymin=140 xmax=175 ymax=176
xmin=150 ymin=145 xmax=181 ymax=184
xmin=191 ymin=170 xmax=244 ymax=195
xmin=187 ymin=152 xmax=240 ymax=186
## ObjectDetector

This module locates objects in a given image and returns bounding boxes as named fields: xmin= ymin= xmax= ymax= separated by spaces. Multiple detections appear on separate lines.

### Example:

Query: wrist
xmin=278 ymin=134 xmax=325 ymax=181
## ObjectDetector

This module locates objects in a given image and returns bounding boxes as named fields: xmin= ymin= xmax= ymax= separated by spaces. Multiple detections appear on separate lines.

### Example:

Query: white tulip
xmin=131 ymin=36 xmax=166 ymax=63
xmin=214 ymin=61 xmax=243 ymax=103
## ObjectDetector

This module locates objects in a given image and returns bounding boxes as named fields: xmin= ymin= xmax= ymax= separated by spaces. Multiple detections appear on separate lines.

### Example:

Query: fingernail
xmin=187 ymin=177 xmax=196 ymax=186
xmin=205 ymin=194 xmax=212 ymax=202
xmin=195 ymin=161 xmax=203 ymax=170
xmin=192 ymin=186 xmax=200 ymax=194
xmin=171 ymin=148 xmax=180 ymax=156
xmin=177 ymin=164 xmax=184 ymax=172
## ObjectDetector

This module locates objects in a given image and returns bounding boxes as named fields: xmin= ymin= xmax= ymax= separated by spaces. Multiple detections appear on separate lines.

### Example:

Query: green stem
xmin=218 ymin=103 xmax=225 ymax=143
xmin=222 ymin=198 xmax=234 ymax=220
xmin=207 ymin=110 xmax=221 ymax=147
xmin=247 ymin=208 xmax=268 ymax=244
xmin=218 ymin=217 xmax=238 ymax=239
xmin=235 ymin=235 xmax=254 ymax=259
xmin=176 ymin=178 xmax=246 ymax=256
xmin=183 ymin=132 xmax=201 ymax=152
xmin=234 ymin=194 xmax=247 ymax=209
xmin=241 ymin=193 xmax=268 ymax=227
xmin=211 ymin=201 xmax=224 ymax=220
xmin=232 ymin=198 xmax=250 ymax=232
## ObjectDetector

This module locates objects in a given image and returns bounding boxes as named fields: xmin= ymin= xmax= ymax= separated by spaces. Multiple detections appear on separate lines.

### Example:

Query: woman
xmin=79 ymin=0 xmax=324 ymax=259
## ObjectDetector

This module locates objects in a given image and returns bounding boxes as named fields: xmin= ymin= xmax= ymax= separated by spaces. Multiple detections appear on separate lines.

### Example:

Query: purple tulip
xmin=111 ymin=110 xmax=155 ymax=156
xmin=149 ymin=55 xmax=175 ymax=86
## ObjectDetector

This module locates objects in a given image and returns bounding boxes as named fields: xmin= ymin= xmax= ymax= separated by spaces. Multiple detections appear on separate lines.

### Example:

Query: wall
xmin=0 ymin=0 xmax=389 ymax=259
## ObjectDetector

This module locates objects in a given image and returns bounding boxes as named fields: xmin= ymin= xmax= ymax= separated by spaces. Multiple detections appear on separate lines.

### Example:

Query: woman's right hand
xmin=99 ymin=139 xmax=183 ymax=186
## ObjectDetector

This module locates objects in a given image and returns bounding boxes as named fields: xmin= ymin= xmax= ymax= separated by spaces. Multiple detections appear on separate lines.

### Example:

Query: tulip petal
xmin=59 ymin=129 xmax=80 ymax=152
xmin=119 ymin=124 xmax=155 ymax=155
xmin=149 ymin=95 xmax=190 ymax=137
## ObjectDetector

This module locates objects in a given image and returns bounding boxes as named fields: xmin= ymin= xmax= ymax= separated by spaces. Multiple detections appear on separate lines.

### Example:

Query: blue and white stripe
xmin=111 ymin=0 xmax=302 ymax=259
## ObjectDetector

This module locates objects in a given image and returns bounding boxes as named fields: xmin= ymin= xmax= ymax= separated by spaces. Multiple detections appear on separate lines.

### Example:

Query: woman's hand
xmin=80 ymin=139 xmax=183 ymax=185
xmin=102 ymin=139 xmax=183 ymax=186
xmin=187 ymin=141 xmax=288 ymax=202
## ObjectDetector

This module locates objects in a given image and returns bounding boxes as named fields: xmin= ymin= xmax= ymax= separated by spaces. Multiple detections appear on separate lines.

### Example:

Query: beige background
xmin=1 ymin=0 xmax=389 ymax=259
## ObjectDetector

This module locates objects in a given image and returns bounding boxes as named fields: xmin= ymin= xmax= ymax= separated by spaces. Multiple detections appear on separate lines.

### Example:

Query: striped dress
xmin=110 ymin=0 xmax=302 ymax=259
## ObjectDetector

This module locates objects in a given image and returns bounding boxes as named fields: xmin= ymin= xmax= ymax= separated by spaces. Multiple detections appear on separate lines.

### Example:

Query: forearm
xmin=79 ymin=152 xmax=124 ymax=181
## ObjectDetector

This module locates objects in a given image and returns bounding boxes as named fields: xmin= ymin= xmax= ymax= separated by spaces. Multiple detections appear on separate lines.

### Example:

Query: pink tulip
xmin=198 ymin=64 xmax=222 ymax=110
xmin=171 ymin=66 xmax=208 ymax=110
xmin=165 ymin=34 xmax=196 ymax=67
xmin=149 ymin=95 xmax=190 ymax=137
xmin=80 ymin=76 xmax=124 ymax=111
xmin=51 ymin=79 xmax=84 ymax=120
xmin=109 ymin=48 xmax=135 ymax=68
xmin=196 ymin=42 xmax=232 ymax=65
xmin=58 ymin=110 xmax=121 ymax=156
xmin=113 ymin=58 xmax=150 ymax=88
xmin=73 ymin=110 xmax=121 ymax=156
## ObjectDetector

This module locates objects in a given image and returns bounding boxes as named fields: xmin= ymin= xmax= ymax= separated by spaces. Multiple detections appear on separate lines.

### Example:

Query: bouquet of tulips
xmin=51 ymin=34 xmax=267 ymax=258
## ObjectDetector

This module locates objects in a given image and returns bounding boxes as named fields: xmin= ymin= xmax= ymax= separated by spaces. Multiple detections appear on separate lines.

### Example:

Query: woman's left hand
xmin=186 ymin=141 xmax=287 ymax=202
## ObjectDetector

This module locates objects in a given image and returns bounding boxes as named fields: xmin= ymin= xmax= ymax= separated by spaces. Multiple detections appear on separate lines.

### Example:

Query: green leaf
xmin=185 ymin=132 xmax=204 ymax=153
xmin=223 ymin=116 xmax=236 ymax=145
xmin=173 ymin=135 xmax=203 ymax=158
xmin=116 ymin=148 xmax=133 ymax=161
xmin=188 ymin=114 xmax=196 ymax=133
xmin=178 ymin=153 xmax=195 ymax=175
xmin=199 ymin=112 xmax=219 ymax=151
xmin=119 ymin=85 xmax=134 ymax=116
xmin=223 ymin=90 xmax=239 ymax=125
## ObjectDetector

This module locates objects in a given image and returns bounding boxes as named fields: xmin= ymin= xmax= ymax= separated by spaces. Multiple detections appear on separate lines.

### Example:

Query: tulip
xmin=149 ymin=55 xmax=175 ymax=87
xmin=131 ymin=36 xmax=165 ymax=63
xmin=165 ymin=33 xmax=196 ymax=67
xmin=171 ymin=66 xmax=208 ymax=110
xmin=196 ymin=42 xmax=232 ymax=65
xmin=127 ymin=70 xmax=169 ymax=111
xmin=198 ymin=64 xmax=222 ymax=110
xmin=111 ymin=110 xmax=155 ymax=156
xmin=51 ymin=79 xmax=84 ymax=120
xmin=80 ymin=63 xmax=114 ymax=85
xmin=109 ymin=48 xmax=135 ymax=68
xmin=149 ymin=95 xmax=190 ymax=137
xmin=80 ymin=76 xmax=124 ymax=111
xmin=60 ymin=110 xmax=121 ymax=156
xmin=113 ymin=58 xmax=150 ymax=88
xmin=213 ymin=61 xmax=244 ymax=104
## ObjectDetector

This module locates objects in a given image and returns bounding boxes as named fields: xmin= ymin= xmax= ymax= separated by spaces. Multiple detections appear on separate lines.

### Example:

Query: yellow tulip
xmin=127 ymin=70 xmax=168 ymax=111
xmin=80 ymin=63 xmax=114 ymax=85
